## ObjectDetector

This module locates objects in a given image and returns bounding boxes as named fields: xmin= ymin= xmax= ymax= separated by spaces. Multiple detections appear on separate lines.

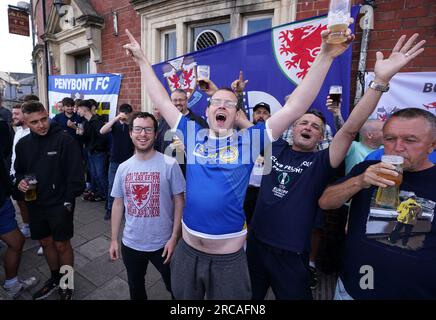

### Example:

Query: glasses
xmin=132 ymin=126 xmax=154 ymax=134
xmin=210 ymin=98 xmax=238 ymax=109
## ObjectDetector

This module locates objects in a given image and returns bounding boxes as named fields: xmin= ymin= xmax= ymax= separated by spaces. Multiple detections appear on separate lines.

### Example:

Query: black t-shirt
xmin=340 ymin=161 xmax=436 ymax=299
xmin=251 ymin=139 xmax=336 ymax=253
xmin=109 ymin=121 xmax=134 ymax=163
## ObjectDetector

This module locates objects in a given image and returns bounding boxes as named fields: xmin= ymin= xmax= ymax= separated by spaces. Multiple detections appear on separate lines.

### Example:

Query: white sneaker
xmin=37 ymin=246 xmax=44 ymax=256
xmin=3 ymin=277 xmax=39 ymax=299
xmin=20 ymin=226 xmax=31 ymax=238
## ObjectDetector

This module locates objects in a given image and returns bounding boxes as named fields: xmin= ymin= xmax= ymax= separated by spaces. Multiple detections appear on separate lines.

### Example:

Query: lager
xmin=375 ymin=155 xmax=404 ymax=208
xmin=326 ymin=0 xmax=351 ymax=44
xmin=327 ymin=24 xmax=348 ymax=44
xmin=25 ymin=184 xmax=37 ymax=201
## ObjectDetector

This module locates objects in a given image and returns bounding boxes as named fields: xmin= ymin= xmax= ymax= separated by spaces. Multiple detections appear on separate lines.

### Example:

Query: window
xmin=243 ymin=15 xmax=273 ymax=35
xmin=74 ymin=53 xmax=90 ymax=74
xmin=190 ymin=22 xmax=230 ymax=52
xmin=161 ymin=30 xmax=177 ymax=61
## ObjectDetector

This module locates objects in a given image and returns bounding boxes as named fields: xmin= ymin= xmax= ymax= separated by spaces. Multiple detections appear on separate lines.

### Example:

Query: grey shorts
xmin=170 ymin=238 xmax=251 ymax=300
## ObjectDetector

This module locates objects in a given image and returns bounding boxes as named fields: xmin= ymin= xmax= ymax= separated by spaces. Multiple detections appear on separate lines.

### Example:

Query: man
xmin=14 ymin=101 xmax=84 ymax=300
xmin=247 ymin=34 xmax=425 ymax=299
xmin=243 ymin=102 xmax=271 ymax=225
xmin=124 ymin=27 xmax=354 ymax=299
xmin=52 ymin=97 xmax=83 ymax=143
xmin=76 ymin=99 xmax=109 ymax=203
xmin=10 ymin=104 xmax=31 ymax=238
xmin=1 ymin=120 xmax=38 ymax=299
xmin=109 ymin=112 xmax=185 ymax=300
xmin=154 ymin=88 xmax=208 ymax=176
xmin=319 ymin=107 xmax=436 ymax=299
xmin=344 ymin=119 xmax=384 ymax=174
xmin=100 ymin=103 xmax=135 ymax=220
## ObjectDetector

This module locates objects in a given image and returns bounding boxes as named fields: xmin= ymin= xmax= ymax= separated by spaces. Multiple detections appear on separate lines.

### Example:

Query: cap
xmin=253 ymin=102 xmax=270 ymax=114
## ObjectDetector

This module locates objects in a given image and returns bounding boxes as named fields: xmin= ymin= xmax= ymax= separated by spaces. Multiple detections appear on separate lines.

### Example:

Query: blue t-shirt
xmin=251 ymin=139 xmax=336 ymax=253
xmin=52 ymin=113 xmax=83 ymax=141
xmin=365 ymin=147 xmax=436 ymax=163
xmin=109 ymin=121 xmax=134 ymax=164
xmin=340 ymin=161 xmax=436 ymax=299
xmin=176 ymin=114 xmax=270 ymax=238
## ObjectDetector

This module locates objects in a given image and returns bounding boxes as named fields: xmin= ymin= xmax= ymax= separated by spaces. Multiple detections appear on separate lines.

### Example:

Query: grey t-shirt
xmin=111 ymin=152 xmax=185 ymax=251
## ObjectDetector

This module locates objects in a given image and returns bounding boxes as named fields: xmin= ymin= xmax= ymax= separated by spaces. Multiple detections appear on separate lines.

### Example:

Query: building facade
xmin=31 ymin=0 xmax=436 ymax=111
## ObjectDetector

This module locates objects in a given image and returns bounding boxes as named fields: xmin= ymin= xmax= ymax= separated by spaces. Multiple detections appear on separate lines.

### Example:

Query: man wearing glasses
xmin=123 ymin=28 xmax=354 ymax=299
xmin=109 ymin=112 xmax=185 ymax=300
xmin=154 ymin=89 xmax=208 ymax=176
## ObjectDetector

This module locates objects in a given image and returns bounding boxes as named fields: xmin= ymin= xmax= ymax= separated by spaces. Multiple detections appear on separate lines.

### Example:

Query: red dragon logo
xmin=162 ymin=56 xmax=197 ymax=97
xmin=278 ymin=24 xmax=327 ymax=80
xmin=423 ymin=101 xmax=436 ymax=111
xmin=131 ymin=184 xmax=150 ymax=209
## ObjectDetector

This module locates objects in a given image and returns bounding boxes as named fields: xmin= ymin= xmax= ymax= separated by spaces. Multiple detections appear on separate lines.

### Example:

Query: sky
xmin=0 ymin=0 xmax=33 ymax=73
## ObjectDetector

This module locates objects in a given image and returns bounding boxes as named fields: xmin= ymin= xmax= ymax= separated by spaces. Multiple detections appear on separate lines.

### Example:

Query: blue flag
xmin=153 ymin=7 xmax=359 ymax=132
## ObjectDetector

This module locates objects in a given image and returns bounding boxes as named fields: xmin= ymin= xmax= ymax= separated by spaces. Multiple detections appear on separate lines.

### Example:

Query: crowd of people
xmin=0 ymin=28 xmax=434 ymax=301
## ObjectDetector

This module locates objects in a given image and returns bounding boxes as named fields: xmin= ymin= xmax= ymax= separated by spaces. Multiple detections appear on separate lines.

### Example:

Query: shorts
xmin=0 ymin=198 xmax=18 ymax=236
xmin=28 ymin=202 xmax=75 ymax=241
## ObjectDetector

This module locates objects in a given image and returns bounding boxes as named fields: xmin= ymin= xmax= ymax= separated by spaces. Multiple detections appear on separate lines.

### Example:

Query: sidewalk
xmin=0 ymin=198 xmax=336 ymax=300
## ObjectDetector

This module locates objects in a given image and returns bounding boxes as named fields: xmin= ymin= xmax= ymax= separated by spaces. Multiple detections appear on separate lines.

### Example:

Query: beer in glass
xmin=327 ymin=0 xmax=351 ymax=44
xmin=375 ymin=155 xmax=404 ymax=208
xmin=24 ymin=174 xmax=38 ymax=202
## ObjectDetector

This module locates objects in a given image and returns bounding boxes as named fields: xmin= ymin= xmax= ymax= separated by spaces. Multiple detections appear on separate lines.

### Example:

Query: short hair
xmin=172 ymin=89 xmax=187 ymax=97
xmin=21 ymin=101 xmax=46 ymax=114
xmin=129 ymin=112 xmax=158 ymax=133
xmin=305 ymin=109 xmax=326 ymax=126
xmin=62 ymin=97 xmax=75 ymax=107
xmin=20 ymin=94 xmax=40 ymax=102
xmin=385 ymin=107 xmax=436 ymax=138
xmin=12 ymin=103 xmax=22 ymax=110
xmin=74 ymin=98 xmax=82 ymax=106
xmin=88 ymin=99 xmax=98 ymax=107
xmin=209 ymin=87 xmax=240 ymax=110
xmin=119 ymin=103 xmax=133 ymax=114
xmin=77 ymin=99 xmax=92 ymax=110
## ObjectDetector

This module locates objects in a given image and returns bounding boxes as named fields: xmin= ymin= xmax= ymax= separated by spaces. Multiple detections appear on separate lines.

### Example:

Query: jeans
xmin=121 ymin=243 xmax=172 ymax=300
xmin=334 ymin=277 xmax=354 ymax=300
xmin=106 ymin=162 xmax=120 ymax=214
xmin=87 ymin=151 xmax=108 ymax=199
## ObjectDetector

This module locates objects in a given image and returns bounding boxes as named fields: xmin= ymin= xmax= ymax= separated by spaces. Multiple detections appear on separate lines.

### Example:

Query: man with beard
xmin=109 ymin=112 xmax=185 ymax=300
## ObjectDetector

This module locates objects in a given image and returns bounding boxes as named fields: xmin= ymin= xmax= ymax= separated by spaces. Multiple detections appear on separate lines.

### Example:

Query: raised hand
xmin=374 ymin=33 xmax=425 ymax=84
xmin=320 ymin=19 xmax=355 ymax=59
xmin=123 ymin=29 xmax=146 ymax=65
xmin=231 ymin=71 xmax=248 ymax=94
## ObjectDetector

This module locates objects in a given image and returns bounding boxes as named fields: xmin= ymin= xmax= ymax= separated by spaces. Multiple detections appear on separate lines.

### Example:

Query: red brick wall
xmin=90 ymin=0 xmax=142 ymax=111
xmin=297 ymin=0 xmax=436 ymax=108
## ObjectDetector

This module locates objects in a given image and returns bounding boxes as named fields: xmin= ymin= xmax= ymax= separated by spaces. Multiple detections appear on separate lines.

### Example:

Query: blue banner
xmin=152 ymin=7 xmax=359 ymax=133
xmin=48 ymin=73 xmax=122 ymax=120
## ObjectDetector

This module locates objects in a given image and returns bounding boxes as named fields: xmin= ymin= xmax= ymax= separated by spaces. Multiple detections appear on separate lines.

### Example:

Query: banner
xmin=366 ymin=72 xmax=436 ymax=121
xmin=152 ymin=7 xmax=359 ymax=133
xmin=48 ymin=73 xmax=122 ymax=121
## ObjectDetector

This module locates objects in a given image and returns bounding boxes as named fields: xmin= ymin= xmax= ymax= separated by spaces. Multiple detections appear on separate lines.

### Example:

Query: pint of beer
xmin=375 ymin=155 xmax=404 ymax=208
xmin=329 ymin=85 xmax=342 ymax=105
xmin=327 ymin=0 xmax=351 ymax=44
xmin=24 ymin=174 xmax=38 ymax=202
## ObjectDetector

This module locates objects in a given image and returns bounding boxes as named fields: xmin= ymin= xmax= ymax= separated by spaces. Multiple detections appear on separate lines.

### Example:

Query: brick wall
xmin=297 ymin=0 xmax=436 ymax=107
xmin=90 ymin=0 xmax=142 ymax=111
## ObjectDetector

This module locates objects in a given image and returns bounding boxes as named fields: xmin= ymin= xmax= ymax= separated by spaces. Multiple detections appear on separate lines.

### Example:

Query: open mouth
xmin=216 ymin=113 xmax=227 ymax=124
xmin=301 ymin=133 xmax=311 ymax=139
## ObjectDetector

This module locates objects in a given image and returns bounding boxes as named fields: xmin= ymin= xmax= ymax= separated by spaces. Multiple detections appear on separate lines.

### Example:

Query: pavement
xmin=0 ymin=198 xmax=337 ymax=300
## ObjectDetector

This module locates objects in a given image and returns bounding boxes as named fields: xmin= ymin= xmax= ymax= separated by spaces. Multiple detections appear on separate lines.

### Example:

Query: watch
xmin=369 ymin=80 xmax=389 ymax=92
xmin=64 ymin=202 xmax=73 ymax=212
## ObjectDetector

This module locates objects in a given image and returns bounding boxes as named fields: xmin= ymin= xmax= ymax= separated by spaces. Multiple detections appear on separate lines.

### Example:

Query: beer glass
xmin=76 ymin=123 xmax=84 ymax=135
xmin=327 ymin=0 xmax=351 ymax=44
xmin=197 ymin=65 xmax=210 ymax=90
xmin=329 ymin=85 xmax=342 ymax=106
xmin=24 ymin=174 xmax=38 ymax=202
xmin=375 ymin=155 xmax=404 ymax=208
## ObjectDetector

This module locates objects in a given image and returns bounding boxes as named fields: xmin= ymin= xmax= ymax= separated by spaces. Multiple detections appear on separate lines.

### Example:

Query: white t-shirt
xmin=111 ymin=152 xmax=185 ymax=252
xmin=10 ymin=126 xmax=30 ymax=177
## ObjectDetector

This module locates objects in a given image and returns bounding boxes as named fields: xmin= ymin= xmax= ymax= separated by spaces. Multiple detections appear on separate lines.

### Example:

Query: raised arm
xmin=267 ymin=29 xmax=354 ymax=140
xmin=319 ymin=161 xmax=398 ymax=209
xmin=123 ymin=29 xmax=181 ymax=128
xmin=328 ymin=33 xmax=425 ymax=168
